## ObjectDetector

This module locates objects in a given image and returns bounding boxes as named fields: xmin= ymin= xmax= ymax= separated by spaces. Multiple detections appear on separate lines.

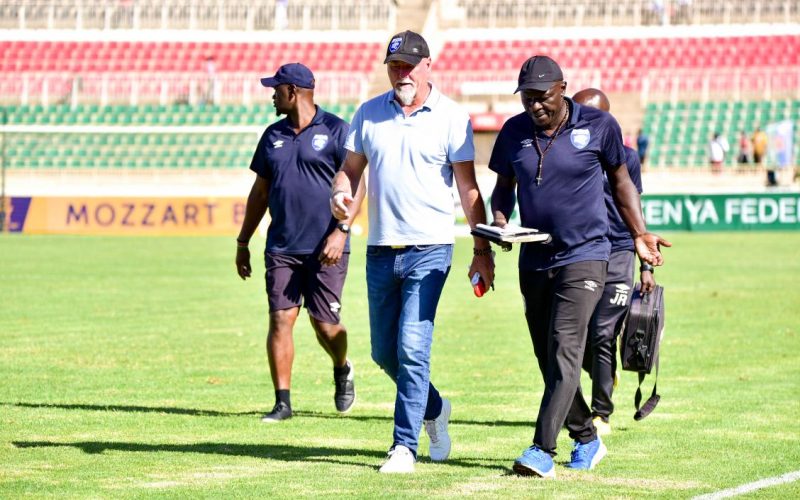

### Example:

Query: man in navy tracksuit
xmin=488 ymin=56 xmax=670 ymax=478
xmin=572 ymin=88 xmax=657 ymax=436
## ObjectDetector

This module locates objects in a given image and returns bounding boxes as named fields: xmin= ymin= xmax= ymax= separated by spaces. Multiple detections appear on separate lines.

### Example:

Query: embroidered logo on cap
xmin=570 ymin=129 xmax=590 ymax=149
xmin=389 ymin=37 xmax=403 ymax=53
xmin=312 ymin=134 xmax=329 ymax=151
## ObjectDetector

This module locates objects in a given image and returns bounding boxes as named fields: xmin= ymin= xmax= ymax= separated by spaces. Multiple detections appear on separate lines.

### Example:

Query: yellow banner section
xmin=20 ymin=197 xmax=245 ymax=235
xmin=15 ymin=196 xmax=369 ymax=236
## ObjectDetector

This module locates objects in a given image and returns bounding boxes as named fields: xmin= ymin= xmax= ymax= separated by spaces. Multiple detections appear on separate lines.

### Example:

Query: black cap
xmin=515 ymin=55 xmax=563 ymax=93
xmin=260 ymin=62 xmax=315 ymax=89
xmin=384 ymin=30 xmax=430 ymax=65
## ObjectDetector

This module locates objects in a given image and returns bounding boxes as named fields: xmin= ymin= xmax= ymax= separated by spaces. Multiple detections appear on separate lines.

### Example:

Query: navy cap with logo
xmin=384 ymin=30 xmax=430 ymax=65
xmin=260 ymin=62 xmax=315 ymax=89
xmin=515 ymin=55 xmax=564 ymax=93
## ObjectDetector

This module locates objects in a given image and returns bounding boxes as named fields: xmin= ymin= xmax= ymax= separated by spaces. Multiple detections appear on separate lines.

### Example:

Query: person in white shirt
xmin=330 ymin=30 xmax=494 ymax=474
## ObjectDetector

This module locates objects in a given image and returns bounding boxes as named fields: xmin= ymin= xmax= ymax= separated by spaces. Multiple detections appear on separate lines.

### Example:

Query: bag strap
xmin=633 ymin=359 xmax=660 ymax=420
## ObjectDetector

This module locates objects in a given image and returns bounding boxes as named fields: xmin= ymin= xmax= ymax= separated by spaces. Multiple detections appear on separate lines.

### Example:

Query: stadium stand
xmin=643 ymin=99 xmax=800 ymax=168
xmin=434 ymin=34 xmax=800 ymax=97
xmin=1 ymin=102 xmax=358 ymax=169
xmin=2 ymin=103 xmax=357 ymax=126
xmin=0 ymin=0 xmax=396 ymax=31
xmin=0 ymin=40 xmax=381 ymax=105
xmin=0 ymin=40 xmax=380 ymax=73
xmin=4 ymin=128 xmax=257 ymax=170
xmin=440 ymin=0 xmax=799 ymax=28
xmin=0 ymin=0 xmax=797 ymax=178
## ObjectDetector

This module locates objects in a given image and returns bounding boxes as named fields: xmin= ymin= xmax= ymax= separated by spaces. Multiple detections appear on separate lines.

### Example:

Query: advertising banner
xmin=3 ymin=196 xmax=370 ymax=236
xmin=641 ymin=193 xmax=800 ymax=231
xmin=5 ymin=196 xmax=247 ymax=235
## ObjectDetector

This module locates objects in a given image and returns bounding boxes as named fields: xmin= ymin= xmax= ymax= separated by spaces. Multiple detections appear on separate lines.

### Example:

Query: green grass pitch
xmin=1 ymin=233 xmax=799 ymax=498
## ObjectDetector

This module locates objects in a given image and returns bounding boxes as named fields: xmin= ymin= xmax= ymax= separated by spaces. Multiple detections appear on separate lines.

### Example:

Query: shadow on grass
xmin=295 ymin=410 xmax=534 ymax=428
xmin=12 ymin=440 xmax=509 ymax=471
xmin=6 ymin=402 xmax=535 ymax=428
xmin=7 ymin=402 xmax=260 ymax=417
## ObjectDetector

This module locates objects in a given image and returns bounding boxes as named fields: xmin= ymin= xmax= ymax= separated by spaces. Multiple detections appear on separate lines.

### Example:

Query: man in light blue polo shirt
xmin=330 ymin=30 xmax=494 ymax=473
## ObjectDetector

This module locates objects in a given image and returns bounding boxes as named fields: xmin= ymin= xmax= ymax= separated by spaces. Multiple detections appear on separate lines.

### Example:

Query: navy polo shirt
xmin=249 ymin=106 xmax=349 ymax=254
xmin=489 ymin=98 xmax=626 ymax=271
xmin=605 ymin=146 xmax=643 ymax=253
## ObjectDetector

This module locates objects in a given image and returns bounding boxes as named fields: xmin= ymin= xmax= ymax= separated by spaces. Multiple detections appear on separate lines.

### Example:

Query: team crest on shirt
xmin=570 ymin=129 xmax=591 ymax=149
xmin=389 ymin=37 xmax=403 ymax=53
xmin=521 ymin=139 xmax=533 ymax=148
xmin=311 ymin=134 xmax=329 ymax=151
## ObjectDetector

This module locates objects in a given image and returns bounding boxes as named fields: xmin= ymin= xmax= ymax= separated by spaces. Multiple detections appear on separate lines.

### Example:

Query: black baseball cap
xmin=515 ymin=55 xmax=564 ymax=93
xmin=260 ymin=62 xmax=315 ymax=89
xmin=384 ymin=30 xmax=430 ymax=65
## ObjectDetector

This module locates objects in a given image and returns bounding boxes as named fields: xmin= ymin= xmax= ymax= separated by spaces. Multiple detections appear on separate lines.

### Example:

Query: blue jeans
xmin=366 ymin=244 xmax=453 ymax=455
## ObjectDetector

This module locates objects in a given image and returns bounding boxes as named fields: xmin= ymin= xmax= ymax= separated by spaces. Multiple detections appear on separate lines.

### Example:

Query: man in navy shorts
xmin=236 ymin=63 xmax=365 ymax=423
xmin=488 ymin=56 xmax=670 ymax=478
xmin=572 ymin=88 xmax=657 ymax=436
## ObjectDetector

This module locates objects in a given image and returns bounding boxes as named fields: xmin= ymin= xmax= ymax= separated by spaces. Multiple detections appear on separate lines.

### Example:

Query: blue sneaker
xmin=565 ymin=437 xmax=607 ymax=470
xmin=512 ymin=445 xmax=555 ymax=478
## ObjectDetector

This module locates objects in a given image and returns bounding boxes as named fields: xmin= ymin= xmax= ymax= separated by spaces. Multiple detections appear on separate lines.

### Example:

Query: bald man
xmin=572 ymin=88 xmax=656 ymax=435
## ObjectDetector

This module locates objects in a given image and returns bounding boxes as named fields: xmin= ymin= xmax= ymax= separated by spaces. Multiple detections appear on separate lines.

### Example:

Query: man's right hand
xmin=236 ymin=246 xmax=251 ymax=280
xmin=330 ymin=191 xmax=353 ymax=220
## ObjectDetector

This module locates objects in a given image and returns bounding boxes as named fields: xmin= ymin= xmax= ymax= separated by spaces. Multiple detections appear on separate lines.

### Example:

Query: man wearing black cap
xmin=236 ymin=62 xmax=364 ymax=423
xmin=330 ymin=30 xmax=494 ymax=473
xmin=572 ymin=87 xmax=656 ymax=437
xmin=488 ymin=56 xmax=670 ymax=478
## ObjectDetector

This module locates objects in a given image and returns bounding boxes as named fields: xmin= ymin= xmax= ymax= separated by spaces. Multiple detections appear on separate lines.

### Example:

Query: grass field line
xmin=692 ymin=470 xmax=800 ymax=499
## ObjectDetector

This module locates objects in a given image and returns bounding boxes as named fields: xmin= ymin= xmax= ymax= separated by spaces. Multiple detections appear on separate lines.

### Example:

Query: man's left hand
xmin=319 ymin=230 xmax=346 ymax=266
xmin=640 ymin=270 xmax=656 ymax=293
xmin=634 ymin=232 xmax=672 ymax=266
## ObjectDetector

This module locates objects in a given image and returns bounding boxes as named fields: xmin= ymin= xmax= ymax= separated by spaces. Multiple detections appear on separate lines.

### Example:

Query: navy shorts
xmin=265 ymin=252 xmax=349 ymax=325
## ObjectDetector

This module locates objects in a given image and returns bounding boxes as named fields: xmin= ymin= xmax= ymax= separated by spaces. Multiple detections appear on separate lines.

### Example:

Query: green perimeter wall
xmin=642 ymin=192 xmax=800 ymax=231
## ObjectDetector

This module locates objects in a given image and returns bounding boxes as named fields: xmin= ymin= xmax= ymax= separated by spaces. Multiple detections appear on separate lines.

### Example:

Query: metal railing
xmin=441 ymin=0 xmax=799 ymax=27
xmin=641 ymin=67 xmax=800 ymax=104
xmin=433 ymin=66 xmax=800 ymax=104
xmin=0 ymin=0 xmax=395 ymax=31
xmin=0 ymin=72 xmax=370 ymax=106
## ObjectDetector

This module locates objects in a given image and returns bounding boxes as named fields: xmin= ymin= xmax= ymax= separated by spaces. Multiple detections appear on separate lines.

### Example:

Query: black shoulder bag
xmin=620 ymin=283 xmax=665 ymax=420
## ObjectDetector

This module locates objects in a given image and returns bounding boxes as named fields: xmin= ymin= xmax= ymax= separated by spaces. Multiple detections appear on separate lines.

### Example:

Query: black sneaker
xmin=260 ymin=401 xmax=292 ymax=423
xmin=334 ymin=359 xmax=356 ymax=413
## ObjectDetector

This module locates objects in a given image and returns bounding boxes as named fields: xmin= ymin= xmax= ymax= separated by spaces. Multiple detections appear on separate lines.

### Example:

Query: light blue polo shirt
xmin=346 ymin=84 xmax=475 ymax=246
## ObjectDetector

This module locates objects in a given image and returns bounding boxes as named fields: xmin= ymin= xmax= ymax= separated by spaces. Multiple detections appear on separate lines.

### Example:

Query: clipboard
xmin=471 ymin=223 xmax=552 ymax=245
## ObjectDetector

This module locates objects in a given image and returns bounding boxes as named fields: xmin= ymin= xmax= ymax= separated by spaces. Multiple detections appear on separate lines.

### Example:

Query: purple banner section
xmin=8 ymin=197 xmax=32 ymax=232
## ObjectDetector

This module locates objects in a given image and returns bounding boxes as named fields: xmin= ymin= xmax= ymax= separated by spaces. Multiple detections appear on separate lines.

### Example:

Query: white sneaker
xmin=424 ymin=398 xmax=451 ymax=461
xmin=379 ymin=445 xmax=415 ymax=473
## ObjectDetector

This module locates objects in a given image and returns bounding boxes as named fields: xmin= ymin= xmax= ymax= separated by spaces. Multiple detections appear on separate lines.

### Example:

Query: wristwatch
xmin=336 ymin=223 xmax=351 ymax=234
